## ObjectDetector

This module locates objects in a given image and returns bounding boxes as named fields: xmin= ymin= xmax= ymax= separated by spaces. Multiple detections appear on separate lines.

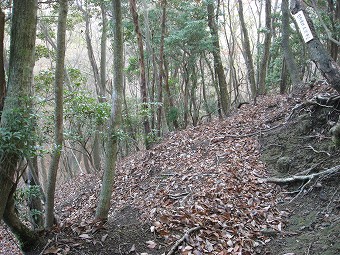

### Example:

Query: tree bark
xmin=258 ymin=0 xmax=272 ymax=95
xmin=45 ymin=0 xmax=67 ymax=229
xmin=3 ymin=187 xmax=40 ymax=252
xmin=164 ymin=60 xmax=179 ymax=129
xmin=0 ymin=6 xmax=6 ymax=116
xmin=282 ymin=0 xmax=303 ymax=93
xmin=95 ymin=0 xmax=123 ymax=220
xmin=237 ymin=0 xmax=257 ymax=99
xmin=0 ymin=0 xmax=41 ymax=250
xmin=129 ymin=0 xmax=151 ymax=149
xmin=290 ymin=0 xmax=340 ymax=92
xmin=157 ymin=0 xmax=166 ymax=137
xmin=207 ymin=1 xmax=229 ymax=115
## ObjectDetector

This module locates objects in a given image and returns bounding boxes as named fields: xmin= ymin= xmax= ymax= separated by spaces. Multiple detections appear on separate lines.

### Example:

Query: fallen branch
xmin=39 ymin=239 xmax=52 ymax=255
xmin=265 ymin=165 xmax=340 ymax=184
xmin=304 ymin=145 xmax=331 ymax=156
xmin=166 ymin=226 xmax=201 ymax=255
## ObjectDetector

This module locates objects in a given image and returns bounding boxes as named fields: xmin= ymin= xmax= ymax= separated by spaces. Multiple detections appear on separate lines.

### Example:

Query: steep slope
xmin=3 ymin=88 xmax=338 ymax=255
xmin=50 ymin=94 xmax=291 ymax=254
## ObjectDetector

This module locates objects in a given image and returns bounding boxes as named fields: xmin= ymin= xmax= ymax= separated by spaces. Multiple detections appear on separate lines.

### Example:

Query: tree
xmin=0 ymin=0 xmax=42 ymax=251
xmin=237 ymin=0 xmax=257 ymax=99
xmin=282 ymin=0 xmax=302 ymax=92
xmin=95 ymin=0 xmax=123 ymax=220
xmin=0 ymin=5 xmax=5 ymax=115
xmin=258 ymin=0 xmax=272 ymax=94
xmin=207 ymin=0 xmax=230 ymax=115
xmin=157 ymin=0 xmax=167 ymax=136
xmin=45 ymin=0 xmax=68 ymax=229
xmin=290 ymin=0 xmax=340 ymax=92
xmin=129 ymin=0 xmax=151 ymax=149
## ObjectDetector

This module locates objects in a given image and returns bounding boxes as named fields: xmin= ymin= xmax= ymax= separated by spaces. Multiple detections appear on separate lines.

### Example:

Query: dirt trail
xmin=1 ymin=84 xmax=339 ymax=254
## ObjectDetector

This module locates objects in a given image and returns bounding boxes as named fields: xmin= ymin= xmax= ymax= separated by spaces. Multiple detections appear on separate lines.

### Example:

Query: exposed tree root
xmin=265 ymin=165 xmax=340 ymax=184
xmin=166 ymin=226 xmax=201 ymax=255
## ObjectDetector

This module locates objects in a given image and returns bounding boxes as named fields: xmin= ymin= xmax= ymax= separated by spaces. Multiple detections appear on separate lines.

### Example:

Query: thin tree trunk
xmin=207 ymin=1 xmax=229 ymax=115
xmin=258 ymin=0 xmax=272 ymax=94
xmin=183 ymin=63 xmax=189 ymax=128
xmin=0 ymin=6 xmax=6 ymax=116
xmin=190 ymin=62 xmax=199 ymax=126
xmin=280 ymin=57 xmax=288 ymax=94
xmin=45 ymin=0 xmax=67 ymax=229
xmin=281 ymin=0 xmax=302 ymax=92
xmin=199 ymin=56 xmax=211 ymax=119
xmin=27 ymin=157 xmax=44 ymax=229
xmin=237 ymin=0 xmax=257 ymax=99
xmin=157 ymin=0 xmax=166 ymax=136
xmin=129 ymin=0 xmax=151 ymax=149
xmin=96 ymin=0 xmax=123 ymax=220
xmin=164 ymin=60 xmax=179 ymax=129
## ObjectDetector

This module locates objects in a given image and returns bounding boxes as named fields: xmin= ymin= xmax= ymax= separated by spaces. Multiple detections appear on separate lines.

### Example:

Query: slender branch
xmin=166 ymin=226 xmax=201 ymax=255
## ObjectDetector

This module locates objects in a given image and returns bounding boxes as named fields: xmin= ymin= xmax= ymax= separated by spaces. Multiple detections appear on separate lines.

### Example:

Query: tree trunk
xmin=91 ymin=0 xmax=109 ymax=173
xmin=199 ymin=55 xmax=211 ymax=120
xmin=95 ymin=0 xmax=123 ymax=220
xmin=280 ymin=57 xmax=288 ymax=94
xmin=290 ymin=0 xmax=340 ymax=92
xmin=4 ymin=188 xmax=40 ymax=252
xmin=327 ymin=0 xmax=339 ymax=61
xmin=129 ymin=0 xmax=151 ymax=149
xmin=164 ymin=60 xmax=179 ymax=129
xmin=190 ymin=62 xmax=199 ymax=127
xmin=0 ymin=6 xmax=6 ymax=116
xmin=281 ymin=0 xmax=303 ymax=93
xmin=45 ymin=0 xmax=67 ymax=229
xmin=27 ymin=157 xmax=44 ymax=229
xmin=258 ymin=0 xmax=272 ymax=95
xmin=183 ymin=63 xmax=189 ymax=128
xmin=207 ymin=1 xmax=229 ymax=115
xmin=157 ymin=0 xmax=167 ymax=137
xmin=0 ymin=0 xmax=41 ymax=250
xmin=237 ymin=0 xmax=257 ymax=99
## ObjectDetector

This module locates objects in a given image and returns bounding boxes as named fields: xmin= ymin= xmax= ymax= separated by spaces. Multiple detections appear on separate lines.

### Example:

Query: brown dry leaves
xmin=12 ymin=94 xmax=292 ymax=255
xmin=107 ymin=95 xmax=291 ymax=254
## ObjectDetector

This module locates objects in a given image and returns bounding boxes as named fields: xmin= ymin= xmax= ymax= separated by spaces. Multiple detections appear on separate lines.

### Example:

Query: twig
xmin=324 ymin=183 xmax=340 ymax=213
xmin=289 ymin=178 xmax=312 ymax=203
xmin=168 ymin=192 xmax=190 ymax=200
xmin=39 ymin=239 xmax=52 ymax=255
xmin=305 ymin=242 xmax=313 ymax=255
xmin=166 ymin=226 xmax=201 ymax=255
xmin=304 ymin=145 xmax=331 ymax=156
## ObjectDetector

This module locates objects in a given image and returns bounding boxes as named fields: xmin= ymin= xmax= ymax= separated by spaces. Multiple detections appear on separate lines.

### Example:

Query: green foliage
xmin=167 ymin=106 xmax=179 ymax=124
xmin=125 ymin=56 xmax=139 ymax=77
xmin=14 ymin=185 xmax=42 ymax=204
xmin=14 ymin=185 xmax=43 ymax=225
xmin=0 ymin=99 xmax=41 ymax=158
xmin=35 ymin=69 xmax=54 ymax=94
xmin=165 ymin=1 xmax=213 ymax=60
xmin=35 ymin=45 xmax=50 ymax=60
xmin=64 ymin=90 xmax=111 ymax=142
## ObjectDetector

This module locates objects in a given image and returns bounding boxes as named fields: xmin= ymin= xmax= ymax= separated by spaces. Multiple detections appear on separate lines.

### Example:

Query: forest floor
xmin=0 ymin=82 xmax=339 ymax=255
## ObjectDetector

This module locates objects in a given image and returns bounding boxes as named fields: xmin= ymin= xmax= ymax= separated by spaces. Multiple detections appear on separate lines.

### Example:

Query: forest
xmin=0 ymin=0 xmax=339 ymax=254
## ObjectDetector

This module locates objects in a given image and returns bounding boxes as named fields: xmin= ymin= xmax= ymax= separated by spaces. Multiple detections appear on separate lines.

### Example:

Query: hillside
xmin=1 ymin=84 xmax=339 ymax=254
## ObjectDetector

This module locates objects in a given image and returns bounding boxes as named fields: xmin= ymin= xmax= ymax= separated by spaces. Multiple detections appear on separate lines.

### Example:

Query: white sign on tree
xmin=293 ymin=11 xmax=314 ymax=43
